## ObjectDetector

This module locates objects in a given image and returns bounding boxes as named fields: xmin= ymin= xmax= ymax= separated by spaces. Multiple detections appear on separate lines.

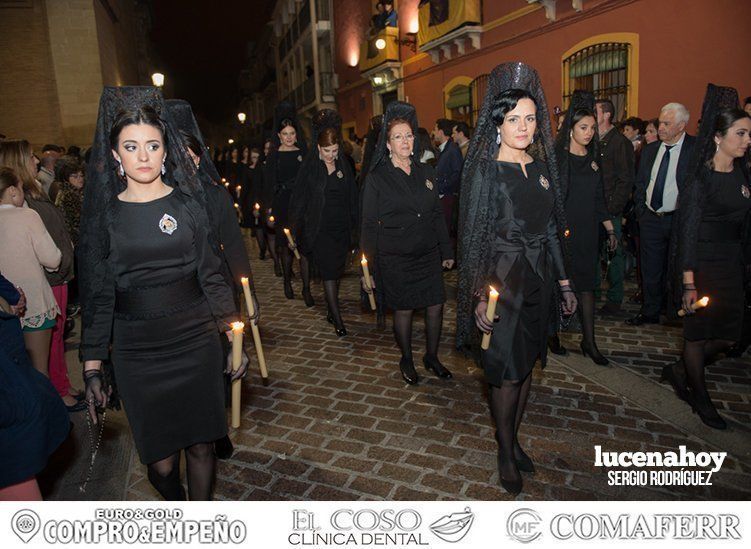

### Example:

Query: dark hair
xmin=178 ymin=129 xmax=203 ymax=158
xmin=645 ymin=118 xmax=659 ymax=130
xmin=436 ymin=118 xmax=454 ymax=136
xmin=278 ymin=118 xmax=296 ymax=133
xmin=570 ymin=108 xmax=597 ymax=127
xmin=109 ymin=105 xmax=167 ymax=149
xmin=709 ymin=108 xmax=751 ymax=170
xmin=491 ymin=89 xmax=538 ymax=126
xmin=744 ymin=97 xmax=751 ymax=106
xmin=317 ymin=126 xmax=339 ymax=147
xmin=66 ymin=145 xmax=82 ymax=158
xmin=453 ymin=121 xmax=470 ymax=138
xmin=55 ymin=156 xmax=83 ymax=183
xmin=42 ymin=144 xmax=63 ymax=153
xmin=595 ymin=99 xmax=615 ymax=122
xmin=622 ymin=116 xmax=644 ymax=133
xmin=250 ymin=147 xmax=261 ymax=155
xmin=0 ymin=166 xmax=20 ymax=197
xmin=417 ymin=127 xmax=435 ymax=156
xmin=386 ymin=117 xmax=412 ymax=135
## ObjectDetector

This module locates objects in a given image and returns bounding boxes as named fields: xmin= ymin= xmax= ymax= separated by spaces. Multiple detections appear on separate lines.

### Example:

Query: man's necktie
xmin=650 ymin=144 xmax=674 ymax=211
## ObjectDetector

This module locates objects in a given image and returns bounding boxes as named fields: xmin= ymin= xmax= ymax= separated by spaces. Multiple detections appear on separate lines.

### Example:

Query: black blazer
xmin=634 ymin=134 xmax=695 ymax=219
xmin=361 ymin=161 xmax=453 ymax=261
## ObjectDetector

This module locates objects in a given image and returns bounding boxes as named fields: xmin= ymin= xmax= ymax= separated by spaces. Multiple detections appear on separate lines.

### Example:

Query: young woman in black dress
xmin=263 ymin=102 xmax=313 ymax=304
xmin=290 ymin=110 xmax=358 ymax=336
xmin=555 ymin=91 xmax=618 ymax=365
xmin=361 ymin=101 xmax=454 ymax=385
xmin=79 ymin=87 xmax=248 ymax=500
xmin=664 ymin=85 xmax=751 ymax=430
xmin=457 ymin=63 xmax=577 ymax=496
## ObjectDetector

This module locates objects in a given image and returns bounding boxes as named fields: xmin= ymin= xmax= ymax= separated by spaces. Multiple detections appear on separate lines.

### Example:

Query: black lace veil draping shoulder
xmin=455 ymin=62 xmax=567 ymax=350
xmin=369 ymin=101 xmax=423 ymax=173
xmin=359 ymin=114 xmax=384 ymax=185
xmin=165 ymin=98 xmax=221 ymax=183
xmin=668 ymin=84 xmax=747 ymax=313
xmin=554 ymin=89 xmax=599 ymax=200
xmin=79 ymin=86 xmax=218 ymax=355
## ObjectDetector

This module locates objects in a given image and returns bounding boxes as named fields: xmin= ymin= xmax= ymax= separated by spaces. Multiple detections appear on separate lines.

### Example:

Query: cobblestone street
xmin=98 ymin=233 xmax=747 ymax=501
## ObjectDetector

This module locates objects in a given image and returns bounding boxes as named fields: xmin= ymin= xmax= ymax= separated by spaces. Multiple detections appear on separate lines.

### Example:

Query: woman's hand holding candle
xmin=284 ymin=228 xmax=301 ymax=259
xmin=360 ymin=255 xmax=377 ymax=310
xmin=480 ymin=287 xmax=500 ymax=350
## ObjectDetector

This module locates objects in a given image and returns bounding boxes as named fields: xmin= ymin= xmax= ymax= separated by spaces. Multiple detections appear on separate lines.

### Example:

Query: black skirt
xmin=377 ymin=245 xmax=445 ymax=310
xmin=683 ymin=242 xmax=744 ymax=342
xmin=313 ymin=230 xmax=349 ymax=280
xmin=112 ymin=298 xmax=226 ymax=464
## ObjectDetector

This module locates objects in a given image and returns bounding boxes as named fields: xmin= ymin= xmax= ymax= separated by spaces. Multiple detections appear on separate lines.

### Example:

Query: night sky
xmin=149 ymin=0 xmax=275 ymax=126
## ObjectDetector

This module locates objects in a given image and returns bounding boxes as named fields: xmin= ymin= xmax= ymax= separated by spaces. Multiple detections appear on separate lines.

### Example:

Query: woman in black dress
xmin=555 ymin=90 xmax=618 ymax=365
xmin=263 ymin=102 xmax=313 ymax=304
xmin=361 ymin=101 xmax=454 ymax=385
xmin=79 ymin=87 xmax=248 ymax=500
xmin=290 ymin=110 xmax=358 ymax=336
xmin=664 ymin=85 xmax=751 ymax=430
xmin=457 ymin=63 xmax=577 ymax=496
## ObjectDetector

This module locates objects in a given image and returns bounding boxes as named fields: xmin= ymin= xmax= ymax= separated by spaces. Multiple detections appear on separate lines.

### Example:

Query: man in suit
xmin=595 ymin=99 xmax=635 ymax=315
xmin=452 ymin=122 xmax=471 ymax=158
xmin=433 ymin=118 xmax=463 ymax=253
xmin=627 ymin=102 xmax=695 ymax=325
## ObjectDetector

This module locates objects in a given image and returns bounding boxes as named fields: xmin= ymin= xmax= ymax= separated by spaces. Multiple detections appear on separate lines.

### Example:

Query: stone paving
xmin=115 ymin=232 xmax=751 ymax=501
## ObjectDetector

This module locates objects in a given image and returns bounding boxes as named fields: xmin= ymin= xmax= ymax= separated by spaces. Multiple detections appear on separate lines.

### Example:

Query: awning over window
xmin=569 ymin=47 xmax=627 ymax=78
xmin=445 ymin=85 xmax=470 ymax=109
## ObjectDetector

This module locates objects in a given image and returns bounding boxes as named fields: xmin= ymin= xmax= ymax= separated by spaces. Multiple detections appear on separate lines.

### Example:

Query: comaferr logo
xmin=550 ymin=514 xmax=741 ymax=540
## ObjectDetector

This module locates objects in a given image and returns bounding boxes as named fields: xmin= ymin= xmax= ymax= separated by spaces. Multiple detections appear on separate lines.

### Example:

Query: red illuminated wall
xmin=335 ymin=0 xmax=751 ymax=136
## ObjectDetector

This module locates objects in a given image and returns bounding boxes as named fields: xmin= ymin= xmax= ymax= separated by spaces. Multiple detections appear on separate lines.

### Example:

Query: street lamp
xmin=375 ymin=38 xmax=386 ymax=50
xmin=237 ymin=112 xmax=246 ymax=124
xmin=228 ymin=139 xmax=234 ymax=145
xmin=151 ymin=72 xmax=165 ymax=87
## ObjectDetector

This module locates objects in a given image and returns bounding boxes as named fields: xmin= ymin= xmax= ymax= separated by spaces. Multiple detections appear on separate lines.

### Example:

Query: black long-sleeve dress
xmin=80 ymin=189 xmax=237 ymax=464
xmin=563 ymin=151 xmax=609 ymax=292
xmin=481 ymin=160 xmax=567 ymax=385
xmin=361 ymin=160 xmax=452 ymax=310
xmin=264 ymin=150 xmax=304 ymax=229
xmin=681 ymin=167 xmax=751 ymax=341
xmin=290 ymin=159 xmax=359 ymax=280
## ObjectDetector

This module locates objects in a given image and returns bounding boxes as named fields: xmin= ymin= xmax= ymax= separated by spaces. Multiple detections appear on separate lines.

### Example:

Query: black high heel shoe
xmin=335 ymin=324 xmax=347 ymax=337
xmin=399 ymin=357 xmax=419 ymax=385
xmin=580 ymin=341 xmax=609 ymax=366
xmin=687 ymin=389 xmax=727 ymax=430
xmin=215 ymin=435 xmax=234 ymax=460
xmin=302 ymin=287 xmax=315 ymax=307
xmin=660 ymin=361 xmax=690 ymax=403
xmin=547 ymin=334 xmax=568 ymax=356
xmin=514 ymin=445 xmax=536 ymax=473
xmin=497 ymin=454 xmax=522 ymax=496
xmin=422 ymin=354 xmax=452 ymax=379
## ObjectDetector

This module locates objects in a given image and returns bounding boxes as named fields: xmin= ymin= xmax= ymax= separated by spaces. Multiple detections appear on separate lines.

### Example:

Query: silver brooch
xmin=742 ymin=185 xmax=750 ymax=199
xmin=336 ymin=170 xmax=343 ymax=179
xmin=539 ymin=174 xmax=550 ymax=190
xmin=297 ymin=155 xmax=303 ymax=162
xmin=591 ymin=161 xmax=599 ymax=172
xmin=425 ymin=179 xmax=433 ymax=190
xmin=159 ymin=213 xmax=177 ymax=235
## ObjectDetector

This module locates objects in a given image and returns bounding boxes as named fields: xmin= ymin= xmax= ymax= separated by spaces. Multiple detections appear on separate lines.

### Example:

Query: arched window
xmin=562 ymin=34 xmax=639 ymax=120
xmin=443 ymin=76 xmax=473 ymax=124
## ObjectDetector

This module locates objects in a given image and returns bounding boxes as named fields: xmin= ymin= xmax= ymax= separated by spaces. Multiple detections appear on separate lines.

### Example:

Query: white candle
xmin=284 ymin=228 xmax=301 ymax=259
xmin=240 ymin=277 xmax=267 ymax=379
xmin=231 ymin=321 xmax=244 ymax=428
xmin=361 ymin=255 xmax=376 ymax=311
xmin=481 ymin=286 xmax=499 ymax=350
xmin=678 ymin=296 xmax=709 ymax=317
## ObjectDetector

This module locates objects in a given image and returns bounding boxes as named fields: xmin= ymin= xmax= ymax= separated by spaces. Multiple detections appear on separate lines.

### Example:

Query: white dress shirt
xmin=646 ymin=132 xmax=686 ymax=213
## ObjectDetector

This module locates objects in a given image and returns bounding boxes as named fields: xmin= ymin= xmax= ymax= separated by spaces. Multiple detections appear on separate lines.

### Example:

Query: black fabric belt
xmin=115 ymin=274 xmax=203 ymax=317
xmin=648 ymin=209 xmax=675 ymax=218
xmin=699 ymin=222 xmax=742 ymax=242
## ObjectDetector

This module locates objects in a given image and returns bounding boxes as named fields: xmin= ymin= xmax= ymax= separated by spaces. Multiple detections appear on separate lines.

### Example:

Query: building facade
xmin=333 ymin=0 xmax=750 ymax=138
xmin=0 ymin=0 xmax=154 ymax=148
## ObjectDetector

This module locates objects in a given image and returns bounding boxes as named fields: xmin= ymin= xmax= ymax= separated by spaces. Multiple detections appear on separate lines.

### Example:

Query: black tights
xmin=323 ymin=279 xmax=343 ymax=327
xmin=255 ymin=226 xmax=268 ymax=257
xmin=682 ymin=338 xmax=733 ymax=399
xmin=280 ymin=246 xmax=311 ymax=290
xmin=392 ymin=303 xmax=444 ymax=361
xmin=489 ymin=371 xmax=533 ymax=482
xmin=146 ymin=442 xmax=216 ymax=501
xmin=577 ymin=291 xmax=600 ymax=348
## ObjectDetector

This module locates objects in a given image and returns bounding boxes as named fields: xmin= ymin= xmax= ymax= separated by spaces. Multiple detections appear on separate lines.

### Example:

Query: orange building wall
xmin=336 ymin=0 xmax=751 ymax=136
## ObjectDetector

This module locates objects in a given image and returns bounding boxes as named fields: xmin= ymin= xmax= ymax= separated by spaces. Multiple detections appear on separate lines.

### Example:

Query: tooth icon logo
xmin=11 ymin=510 xmax=40 ymax=544
xmin=430 ymin=507 xmax=474 ymax=543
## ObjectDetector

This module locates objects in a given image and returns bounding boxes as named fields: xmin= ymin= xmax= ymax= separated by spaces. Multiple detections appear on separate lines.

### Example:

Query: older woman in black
xmin=457 ymin=63 xmax=577 ymax=496
xmin=361 ymin=101 xmax=454 ymax=385
xmin=555 ymin=91 xmax=618 ymax=365
xmin=665 ymin=86 xmax=751 ymax=430
xmin=263 ymin=102 xmax=312 ymax=304
xmin=290 ymin=111 xmax=358 ymax=336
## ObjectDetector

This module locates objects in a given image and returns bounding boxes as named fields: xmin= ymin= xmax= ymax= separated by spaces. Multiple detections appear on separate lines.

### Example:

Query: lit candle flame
xmin=361 ymin=255 xmax=367 ymax=266
xmin=269 ymin=216 xmax=275 ymax=222
xmin=231 ymin=321 xmax=245 ymax=331
xmin=489 ymin=285 xmax=499 ymax=298
xmin=698 ymin=296 xmax=709 ymax=307
xmin=254 ymin=203 xmax=260 ymax=209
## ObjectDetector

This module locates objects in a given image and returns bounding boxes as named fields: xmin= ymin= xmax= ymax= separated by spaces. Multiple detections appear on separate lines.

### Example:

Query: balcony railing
xmin=320 ymin=71 xmax=334 ymax=98
xmin=359 ymin=26 xmax=400 ymax=74
xmin=315 ymin=0 xmax=330 ymax=22
xmin=417 ymin=0 xmax=481 ymax=48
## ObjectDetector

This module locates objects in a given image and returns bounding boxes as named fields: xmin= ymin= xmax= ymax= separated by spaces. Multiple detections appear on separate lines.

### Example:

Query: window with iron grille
xmin=468 ymin=73 xmax=488 ymax=128
xmin=563 ymin=42 xmax=630 ymax=121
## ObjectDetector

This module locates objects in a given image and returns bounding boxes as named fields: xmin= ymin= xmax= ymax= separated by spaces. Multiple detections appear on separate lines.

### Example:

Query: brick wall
xmin=0 ymin=0 xmax=64 ymax=147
